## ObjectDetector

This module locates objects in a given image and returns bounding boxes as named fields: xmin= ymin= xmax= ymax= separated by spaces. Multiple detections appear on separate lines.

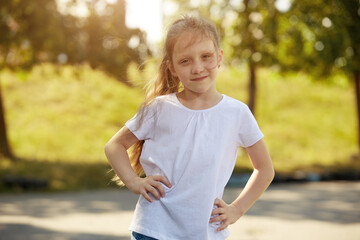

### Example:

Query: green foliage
xmin=280 ymin=0 xmax=360 ymax=76
xmin=0 ymin=0 xmax=149 ymax=82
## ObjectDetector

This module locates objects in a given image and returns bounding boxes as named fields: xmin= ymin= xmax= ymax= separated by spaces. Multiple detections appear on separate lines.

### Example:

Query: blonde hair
xmin=114 ymin=15 xmax=221 ymax=186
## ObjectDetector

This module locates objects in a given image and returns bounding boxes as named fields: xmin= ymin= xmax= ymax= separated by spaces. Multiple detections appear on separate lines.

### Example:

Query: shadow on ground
xmin=1 ymin=182 xmax=360 ymax=240
xmin=0 ymin=189 xmax=137 ymax=218
xmin=0 ymin=224 xmax=128 ymax=240
xmin=224 ymin=182 xmax=360 ymax=224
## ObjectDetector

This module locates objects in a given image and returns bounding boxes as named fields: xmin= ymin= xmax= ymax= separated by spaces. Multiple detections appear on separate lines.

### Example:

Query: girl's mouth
xmin=191 ymin=76 xmax=207 ymax=81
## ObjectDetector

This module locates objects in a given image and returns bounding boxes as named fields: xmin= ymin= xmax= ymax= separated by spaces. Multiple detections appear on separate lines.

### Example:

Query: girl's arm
xmin=105 ymin=126 xmax=171 ymax=202
xmin=209 ymin=139 xmax=274 ymax=231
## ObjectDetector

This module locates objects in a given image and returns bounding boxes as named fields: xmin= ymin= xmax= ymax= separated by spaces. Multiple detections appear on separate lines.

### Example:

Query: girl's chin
xmin=182 ymin=87 xmax=216 ymax=95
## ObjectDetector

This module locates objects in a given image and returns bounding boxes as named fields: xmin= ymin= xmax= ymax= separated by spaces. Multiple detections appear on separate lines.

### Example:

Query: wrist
xmin=230 ymin=203 xmax=245 ymax=219
xmin=124 ymin=175 xmax=142 ymax=192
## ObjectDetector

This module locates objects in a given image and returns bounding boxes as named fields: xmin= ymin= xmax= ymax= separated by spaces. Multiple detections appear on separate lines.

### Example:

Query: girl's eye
xmin=202 ymin=53 xmax=214 ymax=59
xmin=180 ymin=59 xmax=189 ymax=64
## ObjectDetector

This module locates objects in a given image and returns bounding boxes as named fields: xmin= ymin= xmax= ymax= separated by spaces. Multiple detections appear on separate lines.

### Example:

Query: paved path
xmin=0 ymin=182 xmax=359 ymax=240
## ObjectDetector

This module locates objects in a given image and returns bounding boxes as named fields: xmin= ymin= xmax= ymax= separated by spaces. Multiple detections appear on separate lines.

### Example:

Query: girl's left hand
xmin=209 ymin=198 xmax=243 ymax=232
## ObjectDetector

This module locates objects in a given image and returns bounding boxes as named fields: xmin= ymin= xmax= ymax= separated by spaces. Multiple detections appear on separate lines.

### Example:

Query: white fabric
xmin=125 ymin=93 xmax=264 ymax=240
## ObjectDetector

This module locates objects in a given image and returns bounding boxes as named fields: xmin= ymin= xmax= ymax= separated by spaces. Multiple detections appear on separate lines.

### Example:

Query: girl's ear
xmin=217 ymin=49 xmax=224 ymax=68
xmin=167 ymin=60 xmax=177 ymax=77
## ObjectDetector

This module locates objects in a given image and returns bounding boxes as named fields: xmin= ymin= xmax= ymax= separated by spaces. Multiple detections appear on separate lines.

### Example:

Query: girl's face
xmin=168 ymin=30 xmax=223 ymax=96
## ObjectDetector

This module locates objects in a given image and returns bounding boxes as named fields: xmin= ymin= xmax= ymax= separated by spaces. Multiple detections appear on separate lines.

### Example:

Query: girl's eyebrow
xmin=203 ymin=51 xmax=216 ymax=55
xmin=175 ymin=50 xmax=216 ymax=60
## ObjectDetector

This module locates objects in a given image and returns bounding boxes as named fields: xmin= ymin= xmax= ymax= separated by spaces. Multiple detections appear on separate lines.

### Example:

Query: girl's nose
xmin=191 ymin=60 xmax=204 ymax=74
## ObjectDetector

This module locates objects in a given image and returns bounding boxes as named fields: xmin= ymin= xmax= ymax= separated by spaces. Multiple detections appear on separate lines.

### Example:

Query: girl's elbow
xmin=267 ymin=165 xmax=275 ymax=183
xmin=104 ymin=141 xmax=114 ymax=157
xmin=270 ymin=167 xmax=275 ymax=182
xmin=104 ymin=139 xmax=127 ymax=158
xmin=258 ymin=165 xmax=275 ymax=184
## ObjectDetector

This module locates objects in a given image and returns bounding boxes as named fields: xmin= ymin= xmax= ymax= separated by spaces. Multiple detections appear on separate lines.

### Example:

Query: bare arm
xmin=104 ymin=126 xmax=171 ymax=202
xmin=105 ymin=126 xmax=139 ymax=188
xmin=210 ymin=139 xmax=274 ymax=231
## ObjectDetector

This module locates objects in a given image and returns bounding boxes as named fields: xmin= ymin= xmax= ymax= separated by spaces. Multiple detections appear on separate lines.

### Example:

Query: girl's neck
xmin=176 ymin=89 xmax=223 ymax=110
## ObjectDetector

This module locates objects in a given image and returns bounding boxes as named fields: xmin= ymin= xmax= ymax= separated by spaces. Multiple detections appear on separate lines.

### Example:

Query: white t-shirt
xmin=126 ymin=93 xmax=264 ymax=240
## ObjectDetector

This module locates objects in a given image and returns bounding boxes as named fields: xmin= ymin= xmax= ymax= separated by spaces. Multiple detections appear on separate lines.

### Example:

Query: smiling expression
xmin=168 ymin=30 xmax=223 ymax=96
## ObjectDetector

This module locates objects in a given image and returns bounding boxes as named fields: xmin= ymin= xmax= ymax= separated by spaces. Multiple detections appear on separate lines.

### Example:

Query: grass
xmin=0 ymin=63 xmax=358 ymax=191
xmin=1 ymin=63 xmax=143 ymax=162
xmin=217 ymin=67 xmax=358 ymax=174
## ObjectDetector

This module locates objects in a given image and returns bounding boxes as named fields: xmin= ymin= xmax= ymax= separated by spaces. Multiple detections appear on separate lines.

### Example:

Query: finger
xmin=146 ymin=185 xmax=161 ymax=200
xmin=209 ymin=215 xmax=226 ymax=223
xmin=162 ymin=177 xmax=172 ymax=188
xmin=214 ymin=198 xmax=226 ymax=207
xmin=153 ymin=175 xmax=172 ymax=188
xmin=211 ymin=207 xmax=224 ymax=216
xmin=217 ymin=221 xmax=229 ymax=232
xmin=140 ymin=189 xmax=153 ymax=203
xmin=153 ymin=181 xmax=165 ymax=198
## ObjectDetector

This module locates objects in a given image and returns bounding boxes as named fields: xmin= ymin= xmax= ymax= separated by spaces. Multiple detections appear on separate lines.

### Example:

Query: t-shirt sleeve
xmin=125 ymin=105 xmax=156 ymax=140
xmin=237 ymin=105 xmax=264 ymax=148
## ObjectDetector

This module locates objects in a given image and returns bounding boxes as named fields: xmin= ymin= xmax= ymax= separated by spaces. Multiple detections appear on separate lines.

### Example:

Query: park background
xmin=0 ymin=0 xmax=359 ymax=192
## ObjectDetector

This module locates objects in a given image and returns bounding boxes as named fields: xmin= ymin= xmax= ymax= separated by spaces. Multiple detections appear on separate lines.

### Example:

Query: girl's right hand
xmin=128 ymin=175 xmax=172 ymax=203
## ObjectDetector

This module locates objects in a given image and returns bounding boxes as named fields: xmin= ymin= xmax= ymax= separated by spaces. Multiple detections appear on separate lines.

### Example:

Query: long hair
xmin=114 ymin=15 xmax=221 ymax=186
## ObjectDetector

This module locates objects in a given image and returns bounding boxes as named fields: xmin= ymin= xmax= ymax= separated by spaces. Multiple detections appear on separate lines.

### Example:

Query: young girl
xmin=105 ymin=15 xmax=274 ymax=240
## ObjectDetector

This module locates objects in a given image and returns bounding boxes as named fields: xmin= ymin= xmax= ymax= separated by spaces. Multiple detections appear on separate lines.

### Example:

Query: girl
xmin=105 ymin=15 xmax=274 ymax=240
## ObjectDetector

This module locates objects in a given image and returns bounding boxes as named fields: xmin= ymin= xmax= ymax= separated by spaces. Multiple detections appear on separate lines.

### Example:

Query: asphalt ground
xmin=0 ymin=181 xmax=359 ymax=240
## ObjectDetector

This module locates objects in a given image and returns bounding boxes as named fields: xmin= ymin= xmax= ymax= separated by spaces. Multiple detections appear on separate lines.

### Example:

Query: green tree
xmin=0 ymin=83 xmax=12 ymax=158
xmin=0 ymin=0 xmax=149 ymax=158
xmin=230 ymin=0 xmax=279 ymax=113
xmin=0 ymin=0 xmax=148 ymax=81
xmin=280 ymin=0 xmax=360 ymax=156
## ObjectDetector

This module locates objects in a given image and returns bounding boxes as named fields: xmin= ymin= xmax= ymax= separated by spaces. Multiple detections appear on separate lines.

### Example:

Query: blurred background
xmin=0 ymin=0 xmax=359 ymax=192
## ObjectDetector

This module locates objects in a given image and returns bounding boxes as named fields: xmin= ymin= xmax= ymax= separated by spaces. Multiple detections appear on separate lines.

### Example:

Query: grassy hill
xmin=217 ymin=67 xmax=358 ymax=173
xmin=0 ymin=63 xmax=358 ymax=191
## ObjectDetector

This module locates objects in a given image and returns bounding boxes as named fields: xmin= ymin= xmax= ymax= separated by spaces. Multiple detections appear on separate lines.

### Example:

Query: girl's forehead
xmin=173 ymin=30 xmax=215 ymax=52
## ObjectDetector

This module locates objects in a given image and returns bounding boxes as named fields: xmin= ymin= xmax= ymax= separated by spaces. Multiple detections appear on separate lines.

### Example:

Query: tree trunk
xmin=243 ymin=0 xmax=257 ymax=115
xmin=248 ymin=62 xmax=257 ymax=115
xmin=354 ymin=71 xmax=360 ymax=158
xmin=0 ymin=83 xmax=13 ymax=159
